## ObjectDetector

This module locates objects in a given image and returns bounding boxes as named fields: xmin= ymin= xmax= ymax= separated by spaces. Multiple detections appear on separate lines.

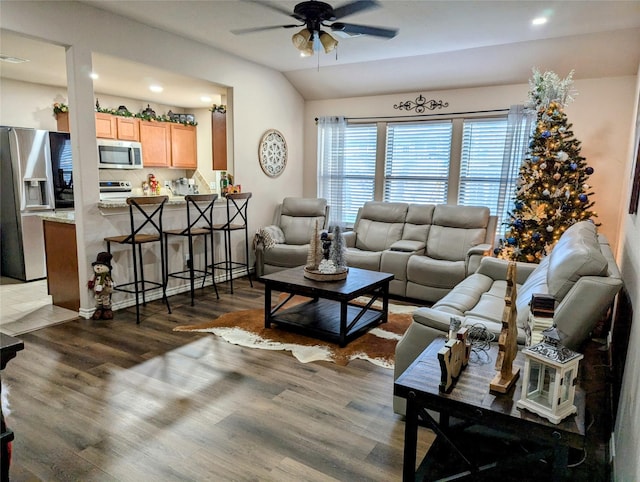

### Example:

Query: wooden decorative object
xmin=303 ymin=266 xmax=348 ymax=281
xmin=490 ymin=261 xmax=521 ymax=393
xmin=438 ymin=328 xmax=470 ymax=393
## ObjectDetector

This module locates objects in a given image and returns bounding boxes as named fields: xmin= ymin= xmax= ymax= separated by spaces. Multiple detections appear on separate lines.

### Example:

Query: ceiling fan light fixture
xmin=291 ymin=28 xmax=312 ymax=50
xmin=319 ymin=31 xmax=338 ymax=53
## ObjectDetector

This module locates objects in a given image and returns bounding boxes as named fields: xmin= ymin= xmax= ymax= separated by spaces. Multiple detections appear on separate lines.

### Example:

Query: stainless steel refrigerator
xmin=1 ymin=127 xmax=55 ymax=281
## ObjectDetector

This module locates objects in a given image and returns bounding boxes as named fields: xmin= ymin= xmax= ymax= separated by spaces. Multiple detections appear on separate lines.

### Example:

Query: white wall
xmin=613 ymin=64 xmax=640 ymax=482
xmin=1 ymin=1 xmax=305 ymax=314
xmin=303 ymin=77 xmax=638 ymax=252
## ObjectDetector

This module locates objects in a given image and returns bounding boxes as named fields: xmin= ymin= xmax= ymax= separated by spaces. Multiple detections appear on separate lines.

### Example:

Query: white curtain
xmin=317 ymin=116 xmax=347 ymax=228
xmin=496 ymin=105 xmax=536 ymax=233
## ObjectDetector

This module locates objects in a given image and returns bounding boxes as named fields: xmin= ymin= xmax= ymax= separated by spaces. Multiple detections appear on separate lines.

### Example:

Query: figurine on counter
xmin=148 ymin=173 xmax=160 ymax=195
xmin=87 ymin=251 xmax=115 ymax=320
xmin=142 ymin=181 xmax=150 ymax=196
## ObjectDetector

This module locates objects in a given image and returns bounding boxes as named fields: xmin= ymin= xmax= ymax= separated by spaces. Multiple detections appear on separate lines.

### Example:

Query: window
xmin=317 ymin=119 xmax=377 ymax=226
xmin=317 ymin=107 xmax=532 ymax=229
xmin=458 ymin=118 xmax=509 ymax=210
xmin=385 ymin=121 xmax=453 ymax=204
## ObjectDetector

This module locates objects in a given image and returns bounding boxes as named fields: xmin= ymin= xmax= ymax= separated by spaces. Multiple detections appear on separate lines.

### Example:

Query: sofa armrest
xmin=343 ymin=230 xmax=356 ymax=248
xmin=553 ymin=275 xmax=623 ymax=350
xmin=390 ymin=240 xmax=426 ymax=253
xmin=465 ymin=243 xmax=491 ymax=275
xmin=476 ymin=256 xmax=538 ymax=283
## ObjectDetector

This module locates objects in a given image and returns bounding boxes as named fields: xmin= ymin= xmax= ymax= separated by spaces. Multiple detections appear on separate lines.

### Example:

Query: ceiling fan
xmin=232 ymin=0 xmax=398 ymax=56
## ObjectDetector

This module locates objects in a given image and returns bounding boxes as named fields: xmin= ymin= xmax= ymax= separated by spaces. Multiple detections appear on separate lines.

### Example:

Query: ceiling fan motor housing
xmin=294 ymin=1 xmax=337 ymax=32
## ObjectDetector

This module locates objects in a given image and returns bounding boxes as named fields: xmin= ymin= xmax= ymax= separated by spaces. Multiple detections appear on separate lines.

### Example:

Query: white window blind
xmin=318 ymin=122 xmax=377 ymax=226
xmin=342 ymin=124 xmax=377 ymax=225
xmin=384 ymin=121 xmax=453 ymax=204
xmin=458 ymin=118 xmax=509 ymax=213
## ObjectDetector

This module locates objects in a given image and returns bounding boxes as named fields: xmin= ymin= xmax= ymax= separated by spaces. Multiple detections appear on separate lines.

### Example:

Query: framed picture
xmin=179 ymin=114 xmax=187 ymax=123
xmin=185 ymin=114 xmax=195 ymax=123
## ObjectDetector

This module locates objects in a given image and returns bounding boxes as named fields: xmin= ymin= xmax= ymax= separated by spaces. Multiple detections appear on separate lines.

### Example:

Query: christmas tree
xmin=496 ymin=69 xmax=597 ymax=263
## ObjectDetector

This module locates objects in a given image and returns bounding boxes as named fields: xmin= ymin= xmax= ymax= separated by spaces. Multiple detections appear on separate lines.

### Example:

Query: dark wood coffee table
xmin=394 ymin=337 xmax=586 ymax=481
xmin=261 ymin=266 xmax=394 ymax=347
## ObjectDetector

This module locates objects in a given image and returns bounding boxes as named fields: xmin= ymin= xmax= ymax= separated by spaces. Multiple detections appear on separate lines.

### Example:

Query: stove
xmin=99 ymin=180 xmax=132 ymax=200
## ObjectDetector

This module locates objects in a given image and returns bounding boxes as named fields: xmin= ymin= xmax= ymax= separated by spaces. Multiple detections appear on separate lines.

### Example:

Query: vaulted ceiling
xmin=2 ymin=1 xmax=639 ymax=104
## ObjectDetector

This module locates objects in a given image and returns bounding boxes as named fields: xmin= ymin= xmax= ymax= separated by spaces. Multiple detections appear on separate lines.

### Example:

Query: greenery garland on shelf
xmin=52 ymin=102 xmax=199 ymax=126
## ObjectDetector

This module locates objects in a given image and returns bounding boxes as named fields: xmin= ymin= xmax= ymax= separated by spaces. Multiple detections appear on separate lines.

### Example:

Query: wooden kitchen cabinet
xmin=211 ymin=111 xmax=227 ymax=170
xmin=116 ymin=117 xmax=140 ymax=141
xmin=56 ymin=112 xmax=70 ymax=132
xmin=95 ymin=112 xmax=117 ymax=139
xmin=43 ymin=220 xmax=80 ymax=311
xmin=139 ymin=120 xmax=171 ymax=167
xmin=170 ymin=123 xmax=197 ymax=169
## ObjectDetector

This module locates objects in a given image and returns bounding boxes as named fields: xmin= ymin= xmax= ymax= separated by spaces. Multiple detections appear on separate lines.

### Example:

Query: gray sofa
xmin=393 ymin=220 xmax=623 ymax=414
xmin=343 ymin=202 xmax=497 ymax=303
xmin=255 ymin=197 xmax=329 ymax=277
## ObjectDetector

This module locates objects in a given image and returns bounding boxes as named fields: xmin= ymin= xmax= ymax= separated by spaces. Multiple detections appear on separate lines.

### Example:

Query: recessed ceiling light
xmin=149 ymin=85 xmax=163 ymax=93
xmin=200 ymin=96 xmax=212 ymax=103
xmin=0 ymin=54 xmax=29 ymax=64
xmin=90 ymin=72 xmax=99 ymax=80
xmin=532 ymin=17 xmax=548 ymax=26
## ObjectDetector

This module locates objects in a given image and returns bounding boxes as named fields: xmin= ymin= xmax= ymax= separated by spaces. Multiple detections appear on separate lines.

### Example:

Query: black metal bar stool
xmin=163 ymin=194 xmax=220 ymax=306
xmin=104 ymin=195 xmax=171 ymax=324
xmin=211 ymin=192 xmax=253 ymax=294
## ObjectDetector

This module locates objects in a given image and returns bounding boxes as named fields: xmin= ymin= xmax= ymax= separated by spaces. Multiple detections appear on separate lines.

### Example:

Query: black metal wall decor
xmin=393 ymin=95 xmax=449 ymax=113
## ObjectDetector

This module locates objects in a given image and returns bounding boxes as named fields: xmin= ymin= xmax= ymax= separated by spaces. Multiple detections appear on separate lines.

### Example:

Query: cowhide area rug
xmin=173 ymin=295 xmax=417 ymax=368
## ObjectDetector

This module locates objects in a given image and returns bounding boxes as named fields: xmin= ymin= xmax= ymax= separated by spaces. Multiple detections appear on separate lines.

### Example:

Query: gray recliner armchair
xmin=254 ymin=197 xmax=329 ymax=277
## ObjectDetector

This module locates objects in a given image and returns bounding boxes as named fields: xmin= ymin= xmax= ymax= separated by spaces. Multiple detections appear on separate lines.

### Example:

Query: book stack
xmin=527 ymin=293 xmax=556 ymax=346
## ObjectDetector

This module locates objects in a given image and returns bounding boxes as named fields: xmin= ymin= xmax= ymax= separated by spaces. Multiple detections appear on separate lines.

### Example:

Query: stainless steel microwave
xmin=97 ymin=139 xmax=143 ymax=169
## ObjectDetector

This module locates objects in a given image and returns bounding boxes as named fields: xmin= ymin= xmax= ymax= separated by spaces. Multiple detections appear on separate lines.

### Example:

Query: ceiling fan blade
xmin=231 ymin=24 xmax=302 ymax=35
xmin=332 ymin=0 xmax=380 ymax=20
xmin=331 ymin=22 xmax=398 ymax=38
xmin=240 ymin=0 xmax=298 ymax=18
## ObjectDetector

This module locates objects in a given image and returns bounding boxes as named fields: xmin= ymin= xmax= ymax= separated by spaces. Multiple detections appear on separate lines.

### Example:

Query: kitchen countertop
xmin=98 ymin=195 xmax=186 ymax=209
xmin=38 ymin=211 xmax=76 ymax=224
xmin=98 ymin=195 xmax=226 ymax=209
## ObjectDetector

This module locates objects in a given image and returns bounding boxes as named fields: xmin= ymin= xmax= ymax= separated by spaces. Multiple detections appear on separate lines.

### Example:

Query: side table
xmin=394 ymin=337 xmax=586 ymax=481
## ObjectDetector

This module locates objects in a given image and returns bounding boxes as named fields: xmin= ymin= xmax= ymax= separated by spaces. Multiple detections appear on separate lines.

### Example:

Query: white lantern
xmin=517 ymin=327 xmax=583 ymax=424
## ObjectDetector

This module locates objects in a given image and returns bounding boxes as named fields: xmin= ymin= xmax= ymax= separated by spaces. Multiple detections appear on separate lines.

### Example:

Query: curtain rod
xmin=315 ymin=108 xmax=510 ymax=123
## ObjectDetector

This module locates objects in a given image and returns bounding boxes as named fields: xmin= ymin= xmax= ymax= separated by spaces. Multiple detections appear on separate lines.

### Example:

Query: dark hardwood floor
xmin=2 ymin=278 xmax=433 ymax=481
xmin=2 ymin=277 xmax=610 ymax=481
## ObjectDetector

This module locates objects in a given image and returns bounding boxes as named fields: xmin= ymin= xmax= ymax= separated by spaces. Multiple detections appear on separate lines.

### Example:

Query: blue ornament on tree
xmin=585 ymin=166 xmax=594 ymax=175
xmin=514 ymin=219 xmax=524 ymax=230
xmin=541 ymin=130 xmax=551 ymax=139
xmin=531 ymin=155 xmax=540 ymax=163
xmin=532 ymin=232 xmax=542 ymax=242
xmin=507 ymin=237 xmax=517 ymax=245
xmin=514 ymin=200 xmax=524 ymax=210
xmin=493 ymin=247 xmax=501 ymax=256
xmin=570 ymin=162 xmax=578 ymax=171
xmin=579 ymin=194 xmax=588 ymax=202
